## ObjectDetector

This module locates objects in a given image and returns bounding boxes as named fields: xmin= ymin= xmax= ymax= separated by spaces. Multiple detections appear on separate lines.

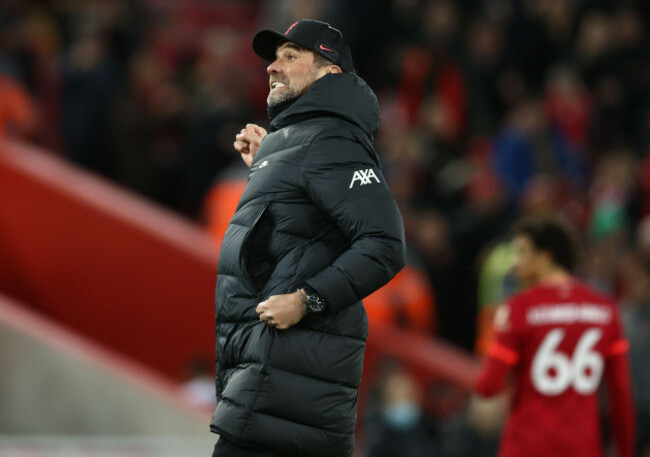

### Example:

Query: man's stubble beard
xmin=267 ymin=68 xmax=322 ymax=107
xmin=267 ymin=85 xmax=301 ymax=107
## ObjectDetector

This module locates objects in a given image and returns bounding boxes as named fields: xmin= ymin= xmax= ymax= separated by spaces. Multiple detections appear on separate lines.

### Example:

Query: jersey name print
xmin=527 ymin=303 xmax=612 ymax=325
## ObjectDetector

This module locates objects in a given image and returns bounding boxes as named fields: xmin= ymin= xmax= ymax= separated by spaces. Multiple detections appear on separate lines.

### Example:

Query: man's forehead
xmin=275 ymin=42 xmax=310 ymax=56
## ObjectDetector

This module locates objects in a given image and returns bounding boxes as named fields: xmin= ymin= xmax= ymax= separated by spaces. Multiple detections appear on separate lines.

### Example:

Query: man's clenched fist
xmin=234 ymin=123 xmax=267 ymax=168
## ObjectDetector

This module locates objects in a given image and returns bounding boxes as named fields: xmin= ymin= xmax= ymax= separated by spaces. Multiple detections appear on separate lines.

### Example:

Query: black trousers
xmin=212 ymin=437 xmax=279 ymax=457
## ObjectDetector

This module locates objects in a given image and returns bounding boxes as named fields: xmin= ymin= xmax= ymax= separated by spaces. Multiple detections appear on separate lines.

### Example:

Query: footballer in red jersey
xmin=475 ymin=217 xmax=635 ymax=457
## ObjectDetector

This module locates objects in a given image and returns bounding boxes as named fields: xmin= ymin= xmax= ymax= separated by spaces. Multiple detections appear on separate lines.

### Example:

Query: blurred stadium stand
xmin=0 ymin=292 xmax=209 ymax=435
xmin=0 ymin=139 xmax=218 ymax=454
xmin=0 ymin=436 xmax=215 ymax=457
xmin=365 ymin=325 xmax=480 ymax=392
xmin=0 ymin=139 xmax=217 ymax=381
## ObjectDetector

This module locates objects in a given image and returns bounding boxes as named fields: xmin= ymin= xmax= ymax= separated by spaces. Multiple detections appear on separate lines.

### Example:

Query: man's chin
xmin=267 ymin=91 xmax=297 ymax=107
xmin=267 ymin=96 xmax=282 ymax=107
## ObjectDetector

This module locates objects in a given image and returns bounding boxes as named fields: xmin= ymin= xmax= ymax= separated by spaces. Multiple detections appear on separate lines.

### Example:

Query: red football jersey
xmin=476 ymin=279 xmax=634 ymax=457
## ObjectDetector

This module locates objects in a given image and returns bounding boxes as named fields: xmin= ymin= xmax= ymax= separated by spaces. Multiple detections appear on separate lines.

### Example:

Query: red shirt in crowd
xmin=476 ymin=279 xmax=635 ymax=457
xmin=0 ymin=75 xmax=36 ymax=139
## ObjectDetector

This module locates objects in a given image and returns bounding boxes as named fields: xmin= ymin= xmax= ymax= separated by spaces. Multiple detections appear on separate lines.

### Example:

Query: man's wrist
xmin=295 ymin=289 xmax=308 ymax=318
xmin=297 ymin=286 xmax=327 ymax=314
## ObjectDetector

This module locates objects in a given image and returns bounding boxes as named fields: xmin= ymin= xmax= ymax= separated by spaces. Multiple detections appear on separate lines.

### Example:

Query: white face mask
xmin=382 ymin=401 xmax=421 ymax=431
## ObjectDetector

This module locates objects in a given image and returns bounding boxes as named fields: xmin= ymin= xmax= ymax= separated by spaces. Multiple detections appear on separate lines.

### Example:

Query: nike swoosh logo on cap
xmin=319 ymin=44 xmax=334 ymax=52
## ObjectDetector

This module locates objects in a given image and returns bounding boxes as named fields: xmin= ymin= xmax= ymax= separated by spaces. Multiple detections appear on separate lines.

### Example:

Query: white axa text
xmin=349 ymin=168 xmax=380 ymax=188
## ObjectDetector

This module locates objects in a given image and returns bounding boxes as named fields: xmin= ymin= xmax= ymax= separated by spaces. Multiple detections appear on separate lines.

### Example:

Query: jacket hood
xmin=270 ymin=73 xmax=380 ymax=138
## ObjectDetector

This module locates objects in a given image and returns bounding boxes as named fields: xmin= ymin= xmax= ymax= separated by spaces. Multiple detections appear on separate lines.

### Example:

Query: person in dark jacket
xmin=210 ymin=19 xmax=406 ymax=457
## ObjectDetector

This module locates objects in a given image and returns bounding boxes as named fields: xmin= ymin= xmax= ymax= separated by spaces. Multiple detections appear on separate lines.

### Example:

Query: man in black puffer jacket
xmin=210 ymin=19 xmax=406 ymax=457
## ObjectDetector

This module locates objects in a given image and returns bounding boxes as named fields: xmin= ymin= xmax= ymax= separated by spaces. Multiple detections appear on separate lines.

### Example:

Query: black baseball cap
xmin=252 ymin=19 xmax=354 ymax=73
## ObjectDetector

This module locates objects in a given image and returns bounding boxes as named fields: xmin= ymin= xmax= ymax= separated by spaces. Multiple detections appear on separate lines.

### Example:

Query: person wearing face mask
xmin=210 ymin=19 xmax=406 ymax=457
xmin=365 ymin=368 xmax=436 ymax=457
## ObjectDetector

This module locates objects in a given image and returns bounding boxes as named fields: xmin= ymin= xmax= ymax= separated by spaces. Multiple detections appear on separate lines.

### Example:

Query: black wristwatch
xmin=297 ymin=288 xmax=327 ymax=314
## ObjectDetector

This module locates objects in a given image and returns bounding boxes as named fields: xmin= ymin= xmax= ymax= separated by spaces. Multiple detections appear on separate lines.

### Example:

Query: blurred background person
xmin=619 ymin=254 xmax=650 ymax=457
xmin=475 ymin=217 xmax=635 ymax=457
xmin=0 ymin=69 xmax=37 ymax=140
xmin=364 ymin=366 xmax=436 ymax=457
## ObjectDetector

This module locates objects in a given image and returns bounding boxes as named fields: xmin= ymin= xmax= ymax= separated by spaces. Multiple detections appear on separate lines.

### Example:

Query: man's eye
xmin=287 ymin=54 xmax=296 ymax=61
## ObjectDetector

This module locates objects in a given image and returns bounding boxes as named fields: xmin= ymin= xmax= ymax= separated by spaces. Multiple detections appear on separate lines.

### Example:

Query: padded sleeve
xmin=299 ymin=135 xmax=406 ymax=313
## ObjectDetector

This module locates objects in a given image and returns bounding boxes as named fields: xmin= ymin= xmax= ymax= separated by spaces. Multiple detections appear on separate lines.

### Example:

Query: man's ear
xmin=329 ymin=65 xmax=342 ymax=74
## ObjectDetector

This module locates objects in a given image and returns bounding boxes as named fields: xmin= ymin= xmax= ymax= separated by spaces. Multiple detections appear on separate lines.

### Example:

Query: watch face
xmin=307 ymin=294 xmax=326 ymax=313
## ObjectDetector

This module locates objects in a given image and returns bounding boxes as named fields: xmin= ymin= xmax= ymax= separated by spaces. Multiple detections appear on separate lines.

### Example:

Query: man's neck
xmin=534 ymin=268 xmax=572 ymax=286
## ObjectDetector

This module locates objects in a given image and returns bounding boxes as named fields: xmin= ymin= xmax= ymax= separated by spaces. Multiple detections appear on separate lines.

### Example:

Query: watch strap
xmin=297 ymin=288 xmax=308 ymax=308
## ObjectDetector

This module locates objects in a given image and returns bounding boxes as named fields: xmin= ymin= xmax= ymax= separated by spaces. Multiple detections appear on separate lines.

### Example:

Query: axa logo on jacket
xmin=349 ymin=168 xmax=380 ymax=188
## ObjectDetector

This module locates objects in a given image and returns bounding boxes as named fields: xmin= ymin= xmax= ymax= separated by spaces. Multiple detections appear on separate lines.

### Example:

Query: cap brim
xmin=252 ymin=29 xmax=287 ymax=62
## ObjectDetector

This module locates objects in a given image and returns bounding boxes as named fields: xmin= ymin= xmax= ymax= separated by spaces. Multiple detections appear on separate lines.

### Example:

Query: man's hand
xmin=256 ymin=292 xmax=307 ymax=330
xmin=234 ymin=123 xmax=267 ymax=168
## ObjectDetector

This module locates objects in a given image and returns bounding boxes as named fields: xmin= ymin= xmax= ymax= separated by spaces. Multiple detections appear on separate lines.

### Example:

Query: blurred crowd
xmin=361 ymin=361 xmax=503 ymax=457
xmin=3 ymin=0 xmax=650 ymax=455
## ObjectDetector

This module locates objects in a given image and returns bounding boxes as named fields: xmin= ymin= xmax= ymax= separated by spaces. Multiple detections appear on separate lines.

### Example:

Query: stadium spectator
xmin=364 ymin=367 xmax=436 ymax=457
xmin=61 ymin=32 xmax=120 ymax=177
xmin=475 ymin=241 xmax=517 ymax=356
xmin=493 ymin=98 xmax=584 ymax=203
xmin=363 ymin=264 xmax=436 ymax=335
xmin=0 ymin=72 xmax=37 ymax=140
xmin=619 ymin=254 xmax=650 ymax=457
xmin=410 ymin=208 xmax=475 ymax=348
xmin=203 ymin=162 xmax=249 ymax=249
xmin=475 ymin=216 xmax=635 ymax=457
xmin=543 ymin=65 xmax=592 ymax=149
xmin=179 ymin=358 xmax=217 ymax=409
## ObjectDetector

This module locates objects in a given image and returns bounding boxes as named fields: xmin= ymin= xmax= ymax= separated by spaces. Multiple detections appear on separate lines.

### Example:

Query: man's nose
xmin=267 ymin=59 xmax=282 ymax=75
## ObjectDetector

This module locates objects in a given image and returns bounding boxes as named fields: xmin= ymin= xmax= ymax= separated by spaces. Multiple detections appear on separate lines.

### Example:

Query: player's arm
xmin=604 ymin=338 xmax=635 ymax=457
xmin=475 ymin=303 xmax=520 ymax=397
